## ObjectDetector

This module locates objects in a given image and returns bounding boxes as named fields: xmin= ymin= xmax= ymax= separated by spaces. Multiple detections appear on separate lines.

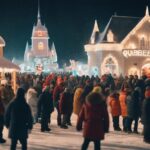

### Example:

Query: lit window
xmin=107 ymin=30 xmax=114 ymax=42
xmin=102 ymin=55 xmax=119 ymax=76
xmin=38 ymin=42 xmax=44 ymax=50
xmin=140 ymin=37 xmax=145 ymax=49
xmin=37 ymin=31 xmax=43 ymax=36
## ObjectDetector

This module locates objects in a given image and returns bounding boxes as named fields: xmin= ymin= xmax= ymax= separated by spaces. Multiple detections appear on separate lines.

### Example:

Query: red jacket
xmin=108 ymin=96 xmax=121 ymax=116
xmin=77 ymin=102 xmax=109 ymax=140
xmin=53 ymin=84 xmax=64 ymax=106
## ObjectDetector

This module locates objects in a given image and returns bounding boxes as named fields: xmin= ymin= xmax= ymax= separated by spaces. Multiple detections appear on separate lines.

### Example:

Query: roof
xmin=0 ymin=57 xmax=20 ymax=72
xmin=32 ymin=24 xmax=49 ymax=37
xmin=100 ymin=15 xmax=141 ymax=43
xmin=0 ymin=36 xmax=5 ymax=46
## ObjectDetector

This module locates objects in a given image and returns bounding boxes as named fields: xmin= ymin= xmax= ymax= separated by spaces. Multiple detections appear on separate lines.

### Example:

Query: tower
xmin=31 ymin=1 xmax=49 ymax=55
xmin=23 ymin=0 xmax=58 ymax=72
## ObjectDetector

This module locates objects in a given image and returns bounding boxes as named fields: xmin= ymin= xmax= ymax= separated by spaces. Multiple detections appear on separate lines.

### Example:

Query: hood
xmin=16 ymin=88 xmax=25 ymax=99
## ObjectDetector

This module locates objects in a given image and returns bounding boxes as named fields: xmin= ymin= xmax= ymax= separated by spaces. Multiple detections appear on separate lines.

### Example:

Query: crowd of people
xmin=0 ymin=73 xmax=150 ymax=150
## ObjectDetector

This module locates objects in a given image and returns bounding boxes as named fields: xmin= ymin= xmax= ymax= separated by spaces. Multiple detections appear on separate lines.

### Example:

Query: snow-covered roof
xmin=0 ymin=36 xmax=5 ymax=47
xmin=0 ymin=57 xmax=20 ymax=72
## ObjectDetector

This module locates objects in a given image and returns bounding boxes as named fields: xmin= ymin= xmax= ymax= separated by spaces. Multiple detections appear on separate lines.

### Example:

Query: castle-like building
xmin=23 ymin=6 xmax=58 ymax=73
xmin=85 ymin=7 xmax=150 ymax=77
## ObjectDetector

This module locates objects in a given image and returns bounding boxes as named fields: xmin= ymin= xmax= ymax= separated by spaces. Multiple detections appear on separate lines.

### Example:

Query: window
xmin=101 ymin=55 xmax=119 ymax=75
xmin=107 ymin=30 xmax=114 ymax=42
xmin=37 ymin=31 xmax=43 ymax=36
xmin=38 ymin=42 xmax=44 ymax=50
xmin=140 ymin=37 xmax=145 ymax=49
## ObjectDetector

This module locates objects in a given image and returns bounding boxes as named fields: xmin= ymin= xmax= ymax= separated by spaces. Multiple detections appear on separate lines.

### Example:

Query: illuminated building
xmin=23 ymin=4 xmax=58 ymax=73
xmin=85 ymin=6 xmax=150 ymax=77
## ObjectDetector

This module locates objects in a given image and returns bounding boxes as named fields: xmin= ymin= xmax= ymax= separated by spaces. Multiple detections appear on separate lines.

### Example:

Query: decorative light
xmin=129 ymin=43 xmax=136 ymax=49
xmin=101 ymin=54 xmax=119 ymax=76
xmin=128 ymin=67 xmax=140 ymax=76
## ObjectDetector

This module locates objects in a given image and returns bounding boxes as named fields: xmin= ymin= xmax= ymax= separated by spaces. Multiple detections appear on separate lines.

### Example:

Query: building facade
xmin=85 ymin=7 xmax=150 ymax=77
xmin=23 ymin=6 xmax=58 ymax=73
xmin=0 ymin=36 xmax=5 ymax=57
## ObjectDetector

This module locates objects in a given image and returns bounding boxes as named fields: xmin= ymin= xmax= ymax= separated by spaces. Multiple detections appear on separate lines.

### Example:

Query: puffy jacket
xmin=73 ymin=87 xmax=83 ymax=115
xmin=77 ymin=95 xmax=109 ymax=140
xmin=119 ymin=91 xmax=127 ymax=117
xmin=108 ymin=96 xmax=121 ymax=116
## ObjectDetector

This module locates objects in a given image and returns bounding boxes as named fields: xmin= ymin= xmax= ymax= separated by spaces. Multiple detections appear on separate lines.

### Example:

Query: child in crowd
xmin=108 ymin=92 xmax=121 ymax=131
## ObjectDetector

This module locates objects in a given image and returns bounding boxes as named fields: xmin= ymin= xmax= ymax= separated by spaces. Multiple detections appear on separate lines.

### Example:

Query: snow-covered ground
xmin=0 ymin=111 xmax=150 ymax=150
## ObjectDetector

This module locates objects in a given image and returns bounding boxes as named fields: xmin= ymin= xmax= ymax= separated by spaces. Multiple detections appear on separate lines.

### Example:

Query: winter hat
xmin=86 ymin=92 xmax=103 ymax=105
xmin=92 ymin=86 xmax=102 ymax=94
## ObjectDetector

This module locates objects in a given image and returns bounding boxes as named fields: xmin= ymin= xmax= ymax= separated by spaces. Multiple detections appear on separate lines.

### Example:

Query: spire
xmin=90 ymin=20 xmax=99 ymax=44
xmin=93 ymin=20 xmax=99 ymax=32
xmin=51 ymin=42 xmax=57 ymax=62
xmin=25 ymin=42 xmax=29 ymax=52
xmin=145 ymin=6 xmax=149 ymax=16
xmin=51 ymin=42 xmax=56 ymax=51
xmin=37 ymin=0 xmax=41 ymax=25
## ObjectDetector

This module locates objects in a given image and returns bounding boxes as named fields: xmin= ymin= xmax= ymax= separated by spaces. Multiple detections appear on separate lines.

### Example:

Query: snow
xmin=0 ymin=111 xmax=150 ymax=150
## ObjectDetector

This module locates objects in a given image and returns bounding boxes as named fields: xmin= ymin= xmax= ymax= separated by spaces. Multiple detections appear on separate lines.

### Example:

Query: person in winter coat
xmin=0 ymin=83 xmax=13 ymax=108
xmin=108 ymin=92 xmax=121 ymax=131
xmin=59 ymin=88 xmax=73 ymax=128
xmin=119 ymin=89 xmax=128 ymax=132
xmin=53 ymin=82 xmax=65 ymax=126
xmin=38 ymin=86 xmax=54 ymax=132
xmin=126 ymin=89 xmax=140 ymax=133
xmin=0 ymin=91 xmax=6 ymax=143
xmin=80 ymin=80 xmax=93 ymax=104
xmin=26 ymin=87 xmax=38 ymax=123
xmin=5 ymin=88 xmax=33 ymax=150
xmin=76 ymin=92 xmax=109 ymax=150
xmin=92 ymin=86 xmax=102 ymax=94
xmin=142 ymin=86 xmax=150 ymax=144
xmin=73 ymin=84 xmax=84 ymax=116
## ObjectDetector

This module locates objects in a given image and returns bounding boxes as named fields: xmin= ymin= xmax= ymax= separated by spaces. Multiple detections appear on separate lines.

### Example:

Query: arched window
xmin=38 ymin=42 xmax=44 ymax=50
xmin=101 ymin=55 xmax=119 ymax=75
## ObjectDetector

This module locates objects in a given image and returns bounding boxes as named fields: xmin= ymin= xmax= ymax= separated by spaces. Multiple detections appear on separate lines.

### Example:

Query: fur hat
xmin=92 ymin=86 xmax=102 ymax=94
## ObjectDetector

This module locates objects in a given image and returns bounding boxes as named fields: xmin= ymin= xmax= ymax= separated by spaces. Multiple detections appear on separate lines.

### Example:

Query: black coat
xmin=38 ymin=91 xmax=54 ymax=118
xmin=126 ymin=92 xmax=141 ymax=119
xmin=0 ymin=100 xmax=5 ymax=125
xmin=5 ymin=98 xmax=33 ymax=139
xmin=142 ymin=98 xmax=150 ymax=125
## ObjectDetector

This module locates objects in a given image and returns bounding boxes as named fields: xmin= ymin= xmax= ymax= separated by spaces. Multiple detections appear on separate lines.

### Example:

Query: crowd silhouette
xmin=0 ymin=73 xmax=150 ymax=150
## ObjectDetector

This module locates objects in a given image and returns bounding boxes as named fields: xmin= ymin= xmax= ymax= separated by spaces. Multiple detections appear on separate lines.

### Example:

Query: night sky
xmin=0 ymin=0 xmax=149 ymax=66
